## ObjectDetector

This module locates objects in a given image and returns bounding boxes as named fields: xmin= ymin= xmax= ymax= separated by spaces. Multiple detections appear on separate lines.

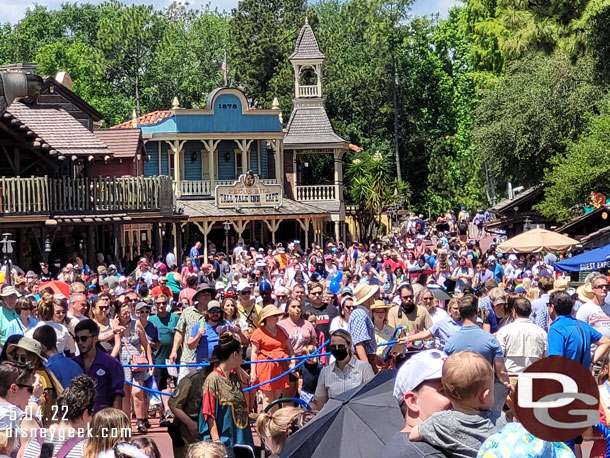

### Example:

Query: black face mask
xmin=329 ymin=347 xmax=349 ymax=361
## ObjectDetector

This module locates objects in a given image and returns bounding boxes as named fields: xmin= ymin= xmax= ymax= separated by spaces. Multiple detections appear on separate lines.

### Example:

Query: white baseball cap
xmin=393 ymin=349 xmax=447 ymax=404
xmin=236 ymin=280 xmax=251 ymax=293
xmin=508 ymin=254 xmax=517 ymax=261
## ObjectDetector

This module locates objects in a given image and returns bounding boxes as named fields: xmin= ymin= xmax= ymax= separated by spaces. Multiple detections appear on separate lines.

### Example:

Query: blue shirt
xmin=190 ymin=320 xmax=224 ymax=363
xmin=430 ymin=317 xmax=462 ymax=346
xmin=493 ymin=264 xmax=504 ymax=283
xmin=530 ymin=294 xmax=550 ymax=330
xmin=444 ymin=324 xmax=504 ymax=364
xmin=4 ymin=317 xmax=38 ymax=341
xmin=189 ymin=246 xmax=201 ymax=269
xmin=479 ymin=296 xmax=499 ymax=333
xmin=45 ymin=352 xmax=84 ymax=388
xmin=348 ymin=306 xmax=377 ymax=356
xmin=548 ymin=315 xmax=602 ymax=369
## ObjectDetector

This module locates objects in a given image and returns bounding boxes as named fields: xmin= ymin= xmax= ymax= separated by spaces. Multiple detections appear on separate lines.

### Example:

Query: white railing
xmin=298 ymin=85 xmax=319 ymax=98
xmin=296 ymin=184 xmax=337 ymax=201
xmin=179 ymin=180 xmax=211 ymax=196
xmin=177 ymin=178 xmax=281 ymax=196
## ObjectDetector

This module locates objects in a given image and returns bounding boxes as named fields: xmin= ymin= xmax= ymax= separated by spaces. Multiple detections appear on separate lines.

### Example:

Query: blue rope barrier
xmin=125 ymin=380 xmax=172 ymax=396
xmin=243 ymin=339 xmax=330 ymax=393
xmin=122 ymin=352 xmax=331 ymax=369
xmin=124 ymin=341 xmax=330 ymax=396
xmin=384 ymin=327 xmax=403 ymax=361
xmin=593 ymin=423 xmax=610 ymax=458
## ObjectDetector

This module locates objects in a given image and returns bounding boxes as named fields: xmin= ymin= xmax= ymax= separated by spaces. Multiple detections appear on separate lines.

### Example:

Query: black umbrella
xmin=280 ymin=370 xmax=403 ymax=458
xmin=429 ymin=286 xmax=451 ymax=301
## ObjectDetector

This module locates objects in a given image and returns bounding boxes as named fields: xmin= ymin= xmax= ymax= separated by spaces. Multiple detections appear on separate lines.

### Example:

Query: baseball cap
xmin=508 ymin=254 xmax=517 ymax=261
xmin=236 ymin=280 xmax=251 ymax=293
xmin=514 ymin=286 xmax=526 ymax=294
xmin=394 ymin=349 xmax=446 ymax=404
xmin=207 ymin=300 xmax=222 ymax=312
xmin=135 ymin=302 xmax=151 ymax=312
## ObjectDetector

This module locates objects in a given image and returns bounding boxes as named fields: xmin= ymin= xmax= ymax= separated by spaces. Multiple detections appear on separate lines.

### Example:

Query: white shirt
xmin=314 ymin=357 xmax=375 ymax=402
xmin=495 ymin=317 xmax=548 ymax=375
xmin=428 ymin=307 xmax=449 ymax=325
xmin=26 ymin=321 xmax=72 ymax=354
xmin=575 ymin=301 xmax=610 ymax=339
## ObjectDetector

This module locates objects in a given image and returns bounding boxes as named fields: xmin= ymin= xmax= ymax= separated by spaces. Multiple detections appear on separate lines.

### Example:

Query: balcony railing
xmin=296 ymin=184 xmax=338 ymax=201
xmin=177 ymin=179 xmax=279 ymax=196
xmin=298 ymin=85 xmax=319 ymax=98
xmin=0 ymin=175 xmax=173 ymax=216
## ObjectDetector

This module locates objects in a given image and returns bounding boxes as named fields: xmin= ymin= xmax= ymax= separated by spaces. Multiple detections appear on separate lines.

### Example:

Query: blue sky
xmin=0 ymin=0 xmax=460 ymax=25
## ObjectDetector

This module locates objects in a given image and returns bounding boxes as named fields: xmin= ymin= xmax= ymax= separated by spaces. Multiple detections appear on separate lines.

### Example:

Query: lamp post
xmin=1 ymin=233 xmax=15 ymax=286
xmin=223 ymin=219 xmax=231 ymax=258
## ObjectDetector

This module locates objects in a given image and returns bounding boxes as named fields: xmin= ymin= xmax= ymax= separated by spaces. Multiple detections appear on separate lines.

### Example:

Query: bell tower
xmin=289 ymin=18 xmax=325 ymax=103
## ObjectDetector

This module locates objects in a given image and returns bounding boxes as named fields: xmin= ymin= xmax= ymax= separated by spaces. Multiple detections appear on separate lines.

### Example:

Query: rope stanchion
xmin=243 ymin=339 xmax=330 ymax=393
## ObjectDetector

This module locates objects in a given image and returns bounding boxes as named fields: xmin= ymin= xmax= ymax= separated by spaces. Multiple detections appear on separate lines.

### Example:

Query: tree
xmin=537 ymin=97 xmax=610 ymax=223
xmin=146 ymin=4 xmax=229 ymax=110
xmin=471 ymin=53 xmax=601 ymax=192
xmin=229 ymin=0 xmax=306 ymax=111
xmin=346 ymin=146 xmax=410 ymax=239
xmin=97 ymin=1 xmax=163 ymax=115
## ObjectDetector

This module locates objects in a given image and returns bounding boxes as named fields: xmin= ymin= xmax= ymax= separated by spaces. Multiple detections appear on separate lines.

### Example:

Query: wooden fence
xmin=0 ymin=176 xmax=174 ymax=216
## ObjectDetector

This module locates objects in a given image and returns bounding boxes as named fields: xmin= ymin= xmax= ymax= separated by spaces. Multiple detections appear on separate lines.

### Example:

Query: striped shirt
xmin=314 ymin=357 xmax=375 ymax=403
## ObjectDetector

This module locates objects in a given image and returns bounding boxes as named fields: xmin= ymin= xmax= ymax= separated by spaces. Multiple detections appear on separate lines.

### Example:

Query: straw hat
xmin=370 ymin=300 xmax=391 ymax=311
xmin=550 ymin=278 xmax=569 ymax=293
xmin=261 ymin=304 xmax=284 ymax=321
xmin=353 ymin=283 xmax=379 ymax=306
xmin=576 ymin=283 xmax=594 ymax=302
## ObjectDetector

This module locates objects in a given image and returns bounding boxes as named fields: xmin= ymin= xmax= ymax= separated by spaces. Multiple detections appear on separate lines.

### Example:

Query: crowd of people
xmin=0 ymin=213 xmax=608 ymax=458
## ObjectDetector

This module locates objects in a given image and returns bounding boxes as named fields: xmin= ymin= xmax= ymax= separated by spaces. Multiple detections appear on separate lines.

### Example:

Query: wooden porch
xmin=0 ymin=175 xmax=174 ymax=216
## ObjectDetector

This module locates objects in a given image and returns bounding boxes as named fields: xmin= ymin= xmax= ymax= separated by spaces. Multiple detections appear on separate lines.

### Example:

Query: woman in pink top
xmin=278 ymin=298 xmax=317 ymax=397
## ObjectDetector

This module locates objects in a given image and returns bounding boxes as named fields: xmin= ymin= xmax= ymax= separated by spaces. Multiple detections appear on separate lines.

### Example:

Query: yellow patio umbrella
xmin=497 ymin=228 xmax=580 ymax=253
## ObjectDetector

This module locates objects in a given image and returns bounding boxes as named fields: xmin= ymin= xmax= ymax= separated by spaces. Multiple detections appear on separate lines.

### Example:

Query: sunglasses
xmin=138 ymin=309 xmax=151 ymax=314
xmin=76 ymin=335 xmax=93 ymax=343
xmin=344 ymin=305 xmax=356 ymax=310
xmin=208 ymin=309 xmax=222 ymax=314
xmin=276 ymin=294 xmax=287 ymax=298
xmin=328 ymin=345 xmax=347 ymax=351
xmin=155 ymin=301 xmax=167 ymax=305
xmin=240 ymin=290 xmax=251 ymax=295
xmin=311 ymin=291 xmax=323 ymax=296
xmin=21 ymin=307 xmax=32 ymax=312
xmin=11 ymin=355 xmax=28 ymax=364
xmin=97 ymin=306 xmax=109 ymax=311
xmin=422 ymin=297 xmax=434 ymax=301
xmin=15 ymin=383 xmax=33 ymax=394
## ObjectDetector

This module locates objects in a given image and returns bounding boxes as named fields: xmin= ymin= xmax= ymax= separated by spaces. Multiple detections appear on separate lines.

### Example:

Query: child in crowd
xmin=410 ymin=351 xmax=507 ymax=458
xmin=297 ymin=345 xmax=322 ymax=404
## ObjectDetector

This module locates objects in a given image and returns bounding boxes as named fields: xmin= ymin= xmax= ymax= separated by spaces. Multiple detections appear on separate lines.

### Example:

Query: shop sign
xmin=215 ymin=171 xmax=283 ymax=209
